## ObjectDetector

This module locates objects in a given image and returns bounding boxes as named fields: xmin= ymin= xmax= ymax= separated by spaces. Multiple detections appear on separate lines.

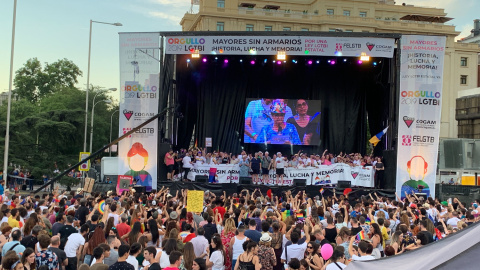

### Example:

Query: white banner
xmin=396 ymin=35 xmax=446 ymax=199
xmin=118 ymin=33 xmax=160 ymax=192
xmin=187 ymin=163 xmax=374 ymax=187
xmin=165 ymin=36 xmax=395 ymax=58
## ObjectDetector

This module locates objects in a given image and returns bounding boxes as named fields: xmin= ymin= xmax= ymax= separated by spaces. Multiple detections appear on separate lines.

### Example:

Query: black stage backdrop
xmin=173 ymin=54 xmax=391 ymax=155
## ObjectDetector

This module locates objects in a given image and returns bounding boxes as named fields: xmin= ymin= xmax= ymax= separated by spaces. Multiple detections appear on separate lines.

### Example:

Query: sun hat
xmin=260 ymin=233 xmax=272 ymax=242
xmin=170 ymin=211 xmax=179 ymax=220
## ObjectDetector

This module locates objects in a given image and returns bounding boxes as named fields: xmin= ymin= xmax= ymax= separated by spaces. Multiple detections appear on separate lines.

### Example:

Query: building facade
xmin=180 ymin=0 xmax=480 ymax=138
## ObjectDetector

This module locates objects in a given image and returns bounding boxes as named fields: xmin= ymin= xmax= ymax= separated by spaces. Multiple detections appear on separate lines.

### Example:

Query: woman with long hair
xmin=271 ymin=222 xmax=285 ymax=270
xmin=83 ymin=226 xmax=106 ymax=265
xmin=180 ymin=242 xmax=195 ymax=270
xmin=0 ymin=225 xmax=12 ymax=250
xmin=305 ymin=241 xmax=323 ymax=270
xmin=390 ymin=231 xmax=403 ymax=254
xmin=159 ymin=238 xmax=179 ymax=268
xmin=221 ymin=218 xmax=236 ymax=270
xmin=121 ymin=221 xmax=142 ymax=244
xmin=335 ymin=227 xmax=351 ymax=260
xmin=286 ymin=99 xmax=321 ymax=145
xmin=104 ymin=217 xmax=115 ymax=239
xmin=164 ymin=220 xmax=178 ymax=238
xmin=207 ymin=235 xmax=227 ymax=270
xmin=2 ymin=251 xmax=24 ymax=270
xmin=370 ymin=223 xmax=384 ymax=258
xmin=145 ymin=219 xmax=160 ymax=247
xmin=234 ymin=240 xmax=261 ymax=270
xmin=192 ymin=258 xmax=207 ymax=270
xmin=23 ymin=214 xmax=38 ymax=236
xmin=21 ymin=247 xmax=36 ymax=270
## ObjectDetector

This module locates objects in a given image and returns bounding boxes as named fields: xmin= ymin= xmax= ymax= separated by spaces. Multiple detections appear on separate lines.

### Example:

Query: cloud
xmin=455 ymin=24 xmax=473 ymax=41
xmin=149 ymin=0 xmax=190 ymax=7
xmin=148 ymin=11 xmax=182 ymax=24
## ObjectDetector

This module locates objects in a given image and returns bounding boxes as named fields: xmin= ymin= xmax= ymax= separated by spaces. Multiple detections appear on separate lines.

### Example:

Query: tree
xmin=14 ymin=58 xmax=82 ymax=103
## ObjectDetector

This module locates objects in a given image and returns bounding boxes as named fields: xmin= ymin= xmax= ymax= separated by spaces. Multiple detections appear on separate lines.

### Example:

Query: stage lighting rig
xmin=277 ymin=51 xmax=286 ymax=61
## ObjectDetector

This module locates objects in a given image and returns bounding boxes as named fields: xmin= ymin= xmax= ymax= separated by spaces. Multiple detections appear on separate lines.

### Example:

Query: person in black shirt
xmin=75 ymin=199 xmax=89 ymax=225
xmin=49 ymin=235 xmax=68 ymax=270
xmin=251 ymin=152 xmax=262 ymax=184
xmin=143 ymin=247 xmax=160 ymax=270
xmin=202 ymin=216 xmax=217 ymax=243
xmin=350 ymin=217 xmax=362 ymax=236
xmin=21 ymin=225 xmax=42 ymax=250
xmin=59 ymin=215 xmax=77 ymax=249
xmin=108 ymin=244 xmax=134 ymax=270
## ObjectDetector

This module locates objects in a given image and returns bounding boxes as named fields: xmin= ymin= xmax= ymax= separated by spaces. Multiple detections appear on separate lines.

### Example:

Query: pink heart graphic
xmin=351 ymin=172 xmax=358 ymax=179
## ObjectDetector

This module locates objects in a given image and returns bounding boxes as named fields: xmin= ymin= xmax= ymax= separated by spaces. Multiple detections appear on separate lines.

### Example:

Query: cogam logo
xmin=366 ymin=43 xmax=375 ymax=51
xmin=403 ymin=116 xmax=415 ymax=128
xmin=351 ymin=172 xmax=359 ymax=179
xmin=123 ymin=109 xmax=133 ymax=121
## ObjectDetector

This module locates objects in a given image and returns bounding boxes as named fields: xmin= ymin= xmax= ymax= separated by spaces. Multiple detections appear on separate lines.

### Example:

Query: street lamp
xmin=90 ymin=99 xmax=112 ymax=153
xmin=3 ymin=0 xmax=17 ymax=192
xmin=83 ymin=20 xmax=122 ymax=154
xmin=109 ymin=110 xmax=119 ymax=157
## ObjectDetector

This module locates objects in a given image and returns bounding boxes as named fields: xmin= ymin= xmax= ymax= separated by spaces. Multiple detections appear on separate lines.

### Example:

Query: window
xmin=283 ymin=27 xmax=291 ymax=31
xmin=329 ymin=28 xmax=336 ymax=32
xmin=301 ymin=28 xmax=309 ymax=31
xmin=343 ymin=10 xmax=350 ymax=16
xmin=359 ymin=11 xmax=367 ymax=17
xmin=246 ymin=24 xmax=254 ymax=31
xmin=216 ymin=22 xmax=224 ymax=31
xmin=460 ymin=75 xmax=468 ymax=85
xmin=345 ymin=30 xmax=353 ymax=32
xmin=217 ymin=0 xmax=225 ymax=8
xmin=327 ymin=9 xmax=334 ymax=15
xmin=461 ymin=57 xmax=468 ymax=67
xmin=265 ymin=26 xmax=272 ymax=31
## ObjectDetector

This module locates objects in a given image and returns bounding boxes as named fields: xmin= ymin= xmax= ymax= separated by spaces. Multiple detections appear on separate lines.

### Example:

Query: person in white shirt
xmin=348 ymin=237 xmax=375 ymax=261
xmin=281 ymin=224 xmax=311 ymax=263
xmin=0 ymin=209 xmax=10 ymax=227
xmin=126 ymin=242 xmax=142 ymax=270
xmin=107 ymin=204 xmax=120 ymax=226
xmin=325 ymin=249 xmax=347 ymax=270
xmin=446 ymin=211 xmax=461 ymax=229
xmin=275 ymin=152 xmax=286 ymax=186
xmin=182 ymin=152 xmax=193 ymax=181
xmin=64 ymin=224 xmax=89 ymax=270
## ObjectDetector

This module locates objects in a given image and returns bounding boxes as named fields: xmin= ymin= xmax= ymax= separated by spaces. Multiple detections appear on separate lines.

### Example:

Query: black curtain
xmin=175 ymin=55 xmax=390 ymax=155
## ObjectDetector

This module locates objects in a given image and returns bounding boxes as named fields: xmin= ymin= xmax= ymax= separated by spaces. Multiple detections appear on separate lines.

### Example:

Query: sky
xmin=0 ymin=0 xmax=478 ymax=101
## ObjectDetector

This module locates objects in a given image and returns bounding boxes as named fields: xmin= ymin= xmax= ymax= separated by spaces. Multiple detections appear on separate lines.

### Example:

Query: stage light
xmin=224 ymin=59 xmax=229 ymax=64
xmin=211 ymin=51 xmax=217 ymax=55
xmin=264 ymin=59 xmax=267 ymax=63
xmin=343 ymin=59 xmax=347 ymax=62
xmin=277 ymin=61 xmax=282 ymax=65
xmin=328 ymin=60 xmax=331 ymax=63
xmin=272 ymin=60 xmax=276 ymax=63
xmin=335 ymin=51 xmax=343 ymax=56
xmin=292 ymin=60 xmax=297 ymax=64
xmin=360 ymin=52 xmax=370 ymax=62
xmin=307 ymin=60 xmax=313 ymax=65
xmin=202 ymin=58 xmax=207 ymax=63
xmin=249 ymin=49 xmax=256 ymax=55
xmin=219 ymin=49 xmax=224 ymax=53
xmin=305 ymin=50 xmax=309 ymax=55
xmin=250 ymin=60 xmax=255 ymax=65
xmin=215 ymin=57 xmax=218 ymax=60
xmin=373 ymin=62 xmax=378 ymax=66
xmin=330 ymin=60 xmax=336 ymax=65
xmin=191 ymin=49 xmax=200 ymax=59
xmin=358 ymin=60 xmax=363 ymax=64
xmin=316 ymin=60 xmax=320 ymax=64
xmin=240 ymin=59 xmax=243 ymax=63
xmin=186 ymin=59 xmax=190 ymax=63
xmin=277 ymin=51 xmax=286 ymax=61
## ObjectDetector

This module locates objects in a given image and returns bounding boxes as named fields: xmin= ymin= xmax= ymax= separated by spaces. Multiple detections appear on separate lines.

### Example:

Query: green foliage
xmin=1 ymin=58 xmax=118 ymax=188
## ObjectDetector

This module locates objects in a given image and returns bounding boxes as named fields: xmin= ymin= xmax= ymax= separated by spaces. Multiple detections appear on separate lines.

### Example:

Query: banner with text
xmin=165 ymin=36 xmax=395 ymax=58
xmin=118 ymin=33 xmax=160 ymax=192
xmin=187 ymin=163 xmax=374 ymax=187
xmin=396 ymin=35 xmax=446 ymax=199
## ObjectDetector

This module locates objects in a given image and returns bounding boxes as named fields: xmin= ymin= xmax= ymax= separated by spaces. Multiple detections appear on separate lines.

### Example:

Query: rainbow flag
xmin=296 ymin=212 xmax=304 ymax=220
xmin=282 ymin=210 xmax=292 ymax=221
xmin=320 ymin=188 xmax=324 ymax=195
xmin=356 ymin=231 xmax=366 ymax=241
xmin=365 ymin=217 xmax=371 ymax=225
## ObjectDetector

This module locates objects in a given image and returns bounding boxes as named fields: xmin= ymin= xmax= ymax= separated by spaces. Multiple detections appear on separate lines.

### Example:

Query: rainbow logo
xmin=98 ymin=200 xmax=105 ymax=214
xmin=356 ymin=231 xmax=366 ymax=241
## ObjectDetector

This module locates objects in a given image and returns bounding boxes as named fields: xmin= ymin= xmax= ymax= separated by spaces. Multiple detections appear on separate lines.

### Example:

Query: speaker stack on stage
xmin=293 ymin=179 xmax=306 ymax=187
xmin=195 ymin=175 xmax=208 ymax=183
xmin=240 ymin=177 xmax=252 ymax=185
xmin=337 ymin=181 xmax=351 ymax=188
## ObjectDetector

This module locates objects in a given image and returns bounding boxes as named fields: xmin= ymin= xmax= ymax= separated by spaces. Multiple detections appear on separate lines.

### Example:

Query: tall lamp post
xmin=109 ymin=110 xmax=119 ymax=157
xmin=90 ymin=99 xmax=112 ymax=153
xmin=83 ymin=20 xmax=122 ymax=153
xmin=3 ymin=0 xmax=17 ymax=192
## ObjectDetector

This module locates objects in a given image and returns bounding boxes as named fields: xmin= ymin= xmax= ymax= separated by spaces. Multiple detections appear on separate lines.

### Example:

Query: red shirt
xmin=116 ymin=222 xmax=131 ymax=237
xmin=213 ymin=206 xmax=226 ymax=220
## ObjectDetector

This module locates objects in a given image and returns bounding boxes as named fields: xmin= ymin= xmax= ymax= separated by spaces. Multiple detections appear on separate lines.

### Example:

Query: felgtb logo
xmin=402 ymin=135 xmax=412 ymax=146
xmin=336 ymin=43 xmax=343 ymax=52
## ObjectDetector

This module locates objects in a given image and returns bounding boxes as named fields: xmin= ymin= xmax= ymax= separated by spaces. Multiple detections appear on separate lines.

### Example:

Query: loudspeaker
xmin=195 ymin=175 xmax=208 ymax=183
xmin=293 ymin=179 xmax=306 ymax=187
xmin=158 ymin=143 xmax=172 ymax=182
xmin=444 ymin=140 xmax=463 ymax=168
xmin=337 ymin=181 xmax=351 ymax=188
xmin=383 ymin=150 xmax=397 ymax=189
xmin=240 ymin=177 xmax=252 ymax=185
xmin=133 ymin=185 xmax=146 ymax=194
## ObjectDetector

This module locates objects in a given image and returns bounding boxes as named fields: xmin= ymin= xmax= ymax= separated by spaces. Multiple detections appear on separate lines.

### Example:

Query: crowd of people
xmin=0 ymin=183 xmax=479 ymax=270
xmin=167 ymin=148 xmax=384 ymax=187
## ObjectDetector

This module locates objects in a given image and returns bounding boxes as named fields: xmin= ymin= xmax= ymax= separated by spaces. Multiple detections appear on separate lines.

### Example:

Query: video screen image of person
xmin=244 ymin=98 xmax=321 ymax=145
